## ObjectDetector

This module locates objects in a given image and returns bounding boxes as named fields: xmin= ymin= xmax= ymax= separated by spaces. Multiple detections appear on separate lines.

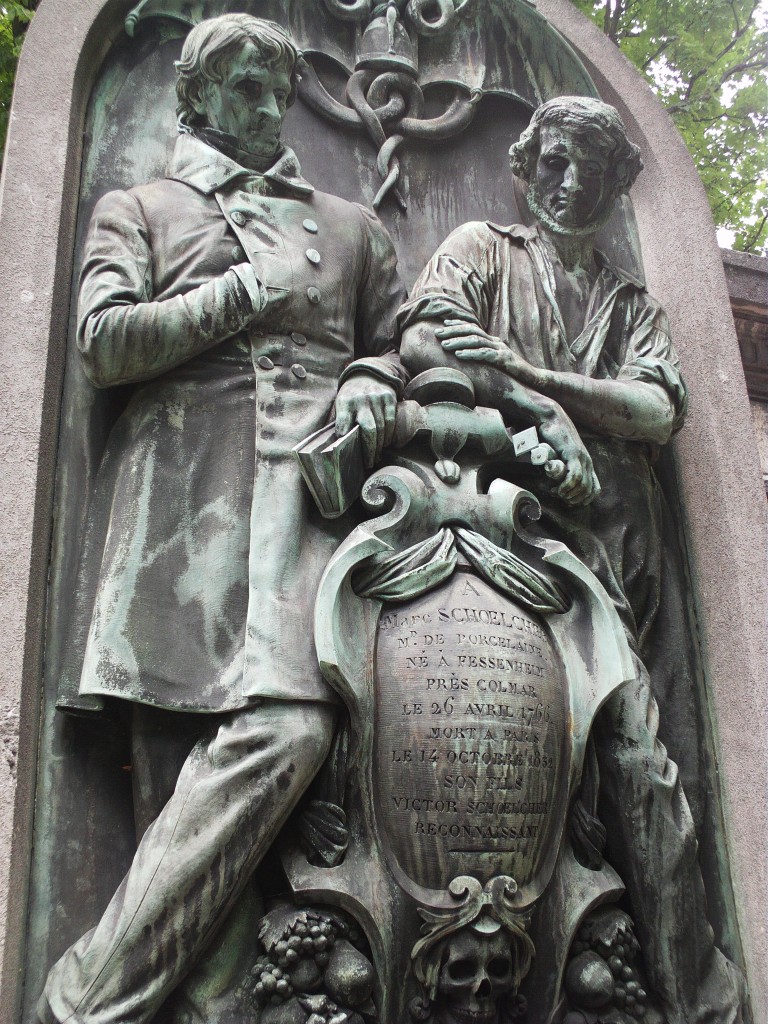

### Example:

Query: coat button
xmin=303 ymin=219 xmax=318 ymax=233
xmin=307 ymin=287 xmax=321 ymax=304
xmin=291 ymin=364 xmax=307 ymax=379
xmin=306 ymin=248 xmax=321 ymax=265
xmin=257 ymin=356 xmax=274 ymax=370
xmin=231 ymin=211 xmax=247 ymax=226
xmin=232 ymin=246 xmax=245 ymax=261
xmin=291 ymin=332 xmax=307 ymax=346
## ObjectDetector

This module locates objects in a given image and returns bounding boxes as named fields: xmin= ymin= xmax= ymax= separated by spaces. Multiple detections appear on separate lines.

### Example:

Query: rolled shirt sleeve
xmin=399 ymin=223 xmax=494 ymax=331
xmin=401 ymin=221 xmax=688 ymax=434
xmin=616 ymin=296 xmax=688 ymax=433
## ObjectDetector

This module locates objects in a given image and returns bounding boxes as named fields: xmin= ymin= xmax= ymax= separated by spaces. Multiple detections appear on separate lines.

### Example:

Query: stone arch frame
xmin=0 ymin=0 xmax=765 ymax=1019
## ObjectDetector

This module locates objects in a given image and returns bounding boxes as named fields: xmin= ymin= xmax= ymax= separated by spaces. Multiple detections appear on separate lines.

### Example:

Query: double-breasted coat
xmin=60 ymin=134 xmax=406 ymax=713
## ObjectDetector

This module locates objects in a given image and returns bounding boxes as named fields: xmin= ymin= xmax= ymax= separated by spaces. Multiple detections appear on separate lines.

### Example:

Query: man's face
xmin=528 ymin=125 xmax=616 ymax=234
xmin=194 ymin=41 xmax=291 ymax=159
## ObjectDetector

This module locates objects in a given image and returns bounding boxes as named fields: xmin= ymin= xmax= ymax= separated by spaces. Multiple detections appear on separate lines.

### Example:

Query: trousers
xmin=595 ymin=663 xmax=745 ymax=1024
xmin=39 ymin=699 xmax=336 ymax=1024
xmin=533 ymin=443 xmax=746 ymax=1023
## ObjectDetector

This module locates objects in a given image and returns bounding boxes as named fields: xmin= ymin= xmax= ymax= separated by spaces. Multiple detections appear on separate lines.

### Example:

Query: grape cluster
xmin=250 ymin=959 xmax=294 ymax=1007
xmin=570 ymin=924 xmax=648 ymax=1019
xmin=248 ymin=913 xmax=340 ymax=1009
xmin=272 ymin=915 xmax=337 ymax=971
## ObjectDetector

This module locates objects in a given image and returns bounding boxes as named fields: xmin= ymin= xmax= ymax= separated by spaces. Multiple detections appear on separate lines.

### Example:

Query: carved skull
xmin=435 ymin=928 xmax=516 ymax=1024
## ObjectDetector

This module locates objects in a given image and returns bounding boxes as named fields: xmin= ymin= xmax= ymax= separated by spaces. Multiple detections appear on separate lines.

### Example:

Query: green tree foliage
xmin=573 ymin=0 xmax=768 ymax=253
xmin=0 ymin=1 xmax=36 ymax=150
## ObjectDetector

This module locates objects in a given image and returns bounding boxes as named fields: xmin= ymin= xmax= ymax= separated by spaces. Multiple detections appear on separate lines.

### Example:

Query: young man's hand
xmin=537 ymin=406 xmax=601 ymax=506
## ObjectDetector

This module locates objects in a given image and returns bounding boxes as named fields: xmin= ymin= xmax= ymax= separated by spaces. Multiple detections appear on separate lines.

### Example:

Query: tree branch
xmin=602 ymin=0 xmax=613 ymax=37
xmin=740 ymin=210 xmax=768 ymax=252
xmin=679 ymin=6 xmax=759 ymax=104
xmin=641 ymin=35 xmax=677 ymax=71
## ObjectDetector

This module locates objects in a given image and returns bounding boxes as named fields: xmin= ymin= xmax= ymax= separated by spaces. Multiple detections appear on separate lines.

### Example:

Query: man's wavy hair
xmin=175 ymin=14 xmax=299 ymax=129
xmin=509 ymin=96 xmax=643 ymax=197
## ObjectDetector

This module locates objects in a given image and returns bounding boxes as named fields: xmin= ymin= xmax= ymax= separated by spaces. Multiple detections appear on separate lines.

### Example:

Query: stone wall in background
xmin=723 ymin=249 xmax=768 ymax=493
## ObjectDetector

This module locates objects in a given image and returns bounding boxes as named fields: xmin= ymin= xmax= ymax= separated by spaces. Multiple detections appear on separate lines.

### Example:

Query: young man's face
xmin=528 ymin=124 xmax=616 ymax=235
xmin=194 ymin=41 xmax=291 ymax=159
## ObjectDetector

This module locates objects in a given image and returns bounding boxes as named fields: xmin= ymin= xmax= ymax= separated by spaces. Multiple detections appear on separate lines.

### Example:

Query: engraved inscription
xmin=374 ymin=570 xmax=568 ymax=891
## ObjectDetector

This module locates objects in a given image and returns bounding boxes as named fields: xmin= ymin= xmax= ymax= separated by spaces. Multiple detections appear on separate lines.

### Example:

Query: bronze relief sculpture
xmin=34 ymin=5 xmax=748 ymax=1024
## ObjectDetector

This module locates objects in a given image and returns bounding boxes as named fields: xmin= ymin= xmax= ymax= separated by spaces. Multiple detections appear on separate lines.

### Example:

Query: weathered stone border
xmin=0 ymin=0 xmax=765 ymax=1019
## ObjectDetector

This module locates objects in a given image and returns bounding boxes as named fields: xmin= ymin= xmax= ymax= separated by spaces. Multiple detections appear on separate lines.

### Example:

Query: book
xmin=292 ymin=423 xmax=366 ymax=519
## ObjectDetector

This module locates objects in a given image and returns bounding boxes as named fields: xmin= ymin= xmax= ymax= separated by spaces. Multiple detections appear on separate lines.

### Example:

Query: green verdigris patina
xmin=28 ymin=4 xmax=749 ymax=1024
xmin=399 ymin=96 xmax=745 ymax=1021
xmin=38 ymin=11 xmax=602 ymax=1024
xmin=41 ymin=13 xmax=410 ymax=1022
xmin=58 ymin=17 xmax=407 ymax=716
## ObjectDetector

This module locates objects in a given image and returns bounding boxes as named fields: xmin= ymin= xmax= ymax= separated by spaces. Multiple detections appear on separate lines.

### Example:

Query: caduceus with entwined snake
xmin=300 ymin=0 xmax=479 ymax=209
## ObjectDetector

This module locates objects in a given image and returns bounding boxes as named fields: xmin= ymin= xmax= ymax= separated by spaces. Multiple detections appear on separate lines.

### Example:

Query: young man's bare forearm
xmin=516 ymin=367 xmax=675 ymax=445
xmin=402 ymin=323 xmax=576 ymax=432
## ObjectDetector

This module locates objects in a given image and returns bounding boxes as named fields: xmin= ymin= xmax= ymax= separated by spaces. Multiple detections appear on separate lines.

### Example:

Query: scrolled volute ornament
xmin=409 ymin=876 xmax=535 ymax=1017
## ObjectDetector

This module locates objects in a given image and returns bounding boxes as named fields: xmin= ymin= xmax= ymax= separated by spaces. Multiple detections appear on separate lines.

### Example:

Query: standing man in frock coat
xmin=40 ymin=14 xmax=409 ymax=1024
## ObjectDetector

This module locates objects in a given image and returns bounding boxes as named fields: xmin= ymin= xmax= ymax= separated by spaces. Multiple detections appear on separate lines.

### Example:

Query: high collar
xmin=167 ymin=133 xmax=315 ymax=197
xmin=487 ymin=221 xmax=646 ymax=289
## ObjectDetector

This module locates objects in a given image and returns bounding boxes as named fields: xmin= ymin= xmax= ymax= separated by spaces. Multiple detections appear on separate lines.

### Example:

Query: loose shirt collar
xmin=488 ymin=222 xmax=647 ymax=378
xmin=487 ymin=221 xmax=646 ymax=289
xmin=168 ymin=132 xmax=315 ymax=197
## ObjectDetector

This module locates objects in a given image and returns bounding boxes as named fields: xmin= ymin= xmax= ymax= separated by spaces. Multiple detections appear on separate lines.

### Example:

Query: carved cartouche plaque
xmin=374 ymin=568 xmax=568 ymax=892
